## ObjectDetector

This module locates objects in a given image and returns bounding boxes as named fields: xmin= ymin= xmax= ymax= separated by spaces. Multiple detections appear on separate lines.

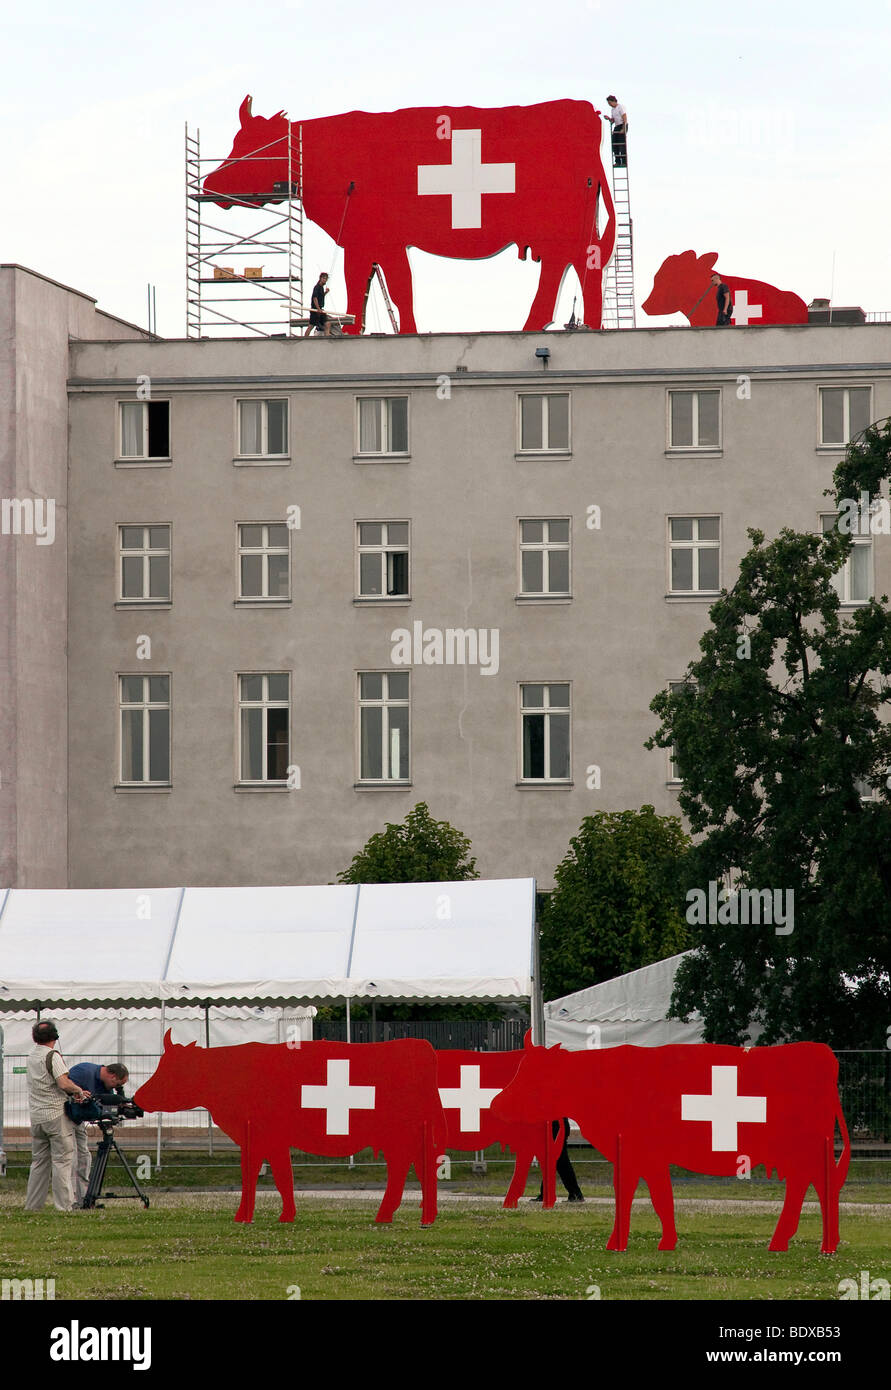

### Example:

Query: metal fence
xmin=2 ymin=1045 xmax=888 ymax=1158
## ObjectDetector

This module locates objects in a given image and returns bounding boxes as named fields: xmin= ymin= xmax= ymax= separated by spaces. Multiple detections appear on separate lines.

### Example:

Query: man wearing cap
xmin=24 ymin=1020 xmax=90 ymax=1212
xmin=605 ymin=95 xmax=628 ymax=167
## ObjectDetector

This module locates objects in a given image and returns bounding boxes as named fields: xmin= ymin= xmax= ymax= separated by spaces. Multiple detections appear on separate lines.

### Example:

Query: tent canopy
xmin=0 ymin=880 xmax=535 ymax=1010
xmin=545 ymin=952 xmax=703 ymax=1048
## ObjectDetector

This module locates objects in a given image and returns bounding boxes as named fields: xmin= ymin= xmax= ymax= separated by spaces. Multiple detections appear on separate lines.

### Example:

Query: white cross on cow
xmin=731 ymin=289 xmax=763 ymax=326
xmin=438 ymin=1064 xmax=502 ymax=1131
xmin=418 ymin=129 xmax=515 ymax=230
xmin=681 ymin=1065 xmax=767 ymax=1151
xmin=301 ymin=1058 xmax=376 ymax=1135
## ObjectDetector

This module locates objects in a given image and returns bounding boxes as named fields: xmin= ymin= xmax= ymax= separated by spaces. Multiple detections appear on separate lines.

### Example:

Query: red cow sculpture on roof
xmin=643 ymin=250 xmax=808 ymax=326
xmin=493 ymin=1035 xmax=850 ymax=1252
xmin=135 ymin=1032 xmax=445 ymax=1225
xmin=205 ymin=96 xmax=616 ymax=334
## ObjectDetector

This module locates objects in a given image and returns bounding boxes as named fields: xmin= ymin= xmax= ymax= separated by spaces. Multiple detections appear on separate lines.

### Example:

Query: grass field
xmin=1 ymin=1179 xmax=887 ymax=1301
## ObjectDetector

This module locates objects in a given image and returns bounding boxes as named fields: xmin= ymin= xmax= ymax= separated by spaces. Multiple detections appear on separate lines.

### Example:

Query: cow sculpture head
xmin=490 ymin=1031 xmax=571 ymax=1124
xmin=133 ymin=1029 xmax=203 ymax=1113
xmin=642 ymin=250 xmax=719 ymax=316
xmin=203 ymin=96 xmax=293 ymax=209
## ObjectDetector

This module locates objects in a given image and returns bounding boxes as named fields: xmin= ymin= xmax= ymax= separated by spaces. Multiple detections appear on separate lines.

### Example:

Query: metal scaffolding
xmin=185 ymin=122 xmax=304 ymax=337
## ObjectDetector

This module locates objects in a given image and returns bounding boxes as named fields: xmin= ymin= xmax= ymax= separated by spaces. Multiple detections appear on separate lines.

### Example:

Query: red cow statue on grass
xmin=493 ymin=1035 xmax=850 ymax=1252
xmin=436 ymin=1050 xmax=562 ymax=1207
xmin=642 ymin=250 xmax=808 ymax=326
xmin=135 ymin=1031 xmax=445 ymax=1225
xmin=204 ymin=96 xmax=616 ymax=333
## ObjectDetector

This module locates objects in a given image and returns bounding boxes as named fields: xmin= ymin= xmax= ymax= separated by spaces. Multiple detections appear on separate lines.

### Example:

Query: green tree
xmin=540 ymin=807 xmax=692 ymax=1000
xmin=336 ymin=801 xmax=479 ymax=884
xmin=647 ymin=421 xmax=891 ymax=1047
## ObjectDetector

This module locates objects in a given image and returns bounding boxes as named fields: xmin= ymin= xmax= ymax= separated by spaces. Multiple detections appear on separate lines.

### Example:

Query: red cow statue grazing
xmin=493 ymin=1034 xmax=850 ymax=1252
xmin=436 ymin=1050 xmax=562 ymax=1207
xmin=204 ymin=96 xmax=616 ymax=333
xmin=135 ymin=1032 xmax=445 ymax=1225
xmin=643 ymin=250 xmax=808 ymax=326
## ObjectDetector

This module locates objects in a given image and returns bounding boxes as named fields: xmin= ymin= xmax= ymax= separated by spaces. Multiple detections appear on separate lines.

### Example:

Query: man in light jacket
xmin=24 ymin=1020 xmax=90 ymax=1212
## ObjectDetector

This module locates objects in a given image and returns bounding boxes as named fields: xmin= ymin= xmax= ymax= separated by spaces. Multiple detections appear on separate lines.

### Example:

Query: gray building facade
xmin=5 ymin=264 xmax=891 ymax=889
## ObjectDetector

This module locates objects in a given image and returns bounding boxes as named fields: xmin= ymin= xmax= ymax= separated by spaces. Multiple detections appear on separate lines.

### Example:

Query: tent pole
xmin=156 ymin=1001 xmax=165 ymax=1173
xmin=205 ymin=1003 xmax=213 ymax=1158
xmin=346 ymin=998 xmax=354 ymax=1169
xmin=531 ymin=893 xmax=545 ymax=1045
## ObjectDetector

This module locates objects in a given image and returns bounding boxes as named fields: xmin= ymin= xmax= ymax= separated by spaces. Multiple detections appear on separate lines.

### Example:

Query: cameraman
xmin=24 ymin=1021 xmax=90 ymax=1212
xmin=66 ymin=1061 xmax=130 ymax=1207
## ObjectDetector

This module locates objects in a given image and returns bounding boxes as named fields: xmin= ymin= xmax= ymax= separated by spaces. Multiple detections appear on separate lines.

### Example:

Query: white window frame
xmin=518 ymin=518 xmax=571 ymax=596
xmin=817 ymin=385 xmax=873 ymax=448
xmin=355 ymin=396 xmax=410 ymax=456
xmin=235 ymin=398 xmax=290 ymax=459
xmin=117 ymin=400 xmax=171 ymax=462
xmin=666 ymin=389 xmax=722 ymax=451
xmin=667 ymin=516 xmax=721 ymax=594
xmin=516 ymin=393 xmax=571 ymax=454
xmin=819 ymin=513 xmax=874 ymax=606
xmin=519 ymin=682 xmax=572 ymax=783
xmin=357 ymin=671 xmax=411 ymax=783
xmin=237 ymin=523 xmax=291 ymax=601
xmin=237 ymin=673 xmax=291 ymax=784
xmin=118 ymin=674 xmax=171 ymax=786
xmin=355 ymin=521 xmax=411 ymax=600
xmin=118 ymin=524 xmax=171 ymax=603
xmin=667 ymin=680 xmax=696 ymax=783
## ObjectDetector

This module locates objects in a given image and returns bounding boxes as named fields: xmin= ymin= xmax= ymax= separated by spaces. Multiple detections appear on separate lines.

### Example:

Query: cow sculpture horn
xmin=239 ymin=95 xmax=253 ymax=126
xmin=163 ymin=1027 xmax=173 ymax=1051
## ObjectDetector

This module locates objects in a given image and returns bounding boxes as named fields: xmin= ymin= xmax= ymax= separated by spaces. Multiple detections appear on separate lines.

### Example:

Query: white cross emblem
xmin=731 ymin=289 xmax=763 ymax=326
xmin=438 ymin=1065 xmax=502 ymax=1131
xmin=301 ymin=1058 xmax=375 ymax=1135
xmin=681 ymin=1066 xmax=767 ymax=1151
xmin=418 ymin=129 xmax=515 ymax=230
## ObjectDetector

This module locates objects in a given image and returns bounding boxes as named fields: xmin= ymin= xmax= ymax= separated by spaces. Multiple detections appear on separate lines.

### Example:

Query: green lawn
xmin=0 ymin=1191 xmax=887 ymax=1300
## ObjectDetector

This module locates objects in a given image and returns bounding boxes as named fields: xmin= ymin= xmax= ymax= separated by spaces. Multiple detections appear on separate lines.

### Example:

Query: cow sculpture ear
xmin=187 ymin=1040 xmax=198 ymax=1049
xmin=523 ymin=1028 xmax=534 ymax=1051
xmin=239 ymin=95 xmax=253 ymax=126
xmin=701 ymin=251 xmax=719 ymax=269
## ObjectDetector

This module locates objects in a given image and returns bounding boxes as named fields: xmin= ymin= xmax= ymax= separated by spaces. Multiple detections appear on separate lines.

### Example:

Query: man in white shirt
xmin=605 ymin=95 xmax=628 ymax=167
xmin=24 ymin=1020 xmax=90 ymax=1212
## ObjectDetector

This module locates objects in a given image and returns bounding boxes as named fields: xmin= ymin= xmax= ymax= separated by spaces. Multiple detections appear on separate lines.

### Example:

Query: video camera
xmin=65 ymin=1088 xmax=144 ymax=1127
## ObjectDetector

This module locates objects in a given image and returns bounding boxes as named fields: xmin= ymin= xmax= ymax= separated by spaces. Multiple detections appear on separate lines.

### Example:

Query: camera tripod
xmin=81 ymin=1120 xmax=150 ymax=1209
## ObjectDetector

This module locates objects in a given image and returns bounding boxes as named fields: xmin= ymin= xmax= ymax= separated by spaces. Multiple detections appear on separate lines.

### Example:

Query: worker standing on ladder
xmin=605 ymin=95 xmax=628 ymax=167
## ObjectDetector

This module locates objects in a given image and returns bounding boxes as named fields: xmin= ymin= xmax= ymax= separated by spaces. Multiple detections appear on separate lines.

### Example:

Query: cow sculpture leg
xmin=235 ymin=1143 xmax=264 ymax=1224
xmin=643 ymin=1168 xmax=679 ymax=1251
xmin=768 ymin=1174 xmax=809 ymax=1251
xmin=523 ymin=257 xmax=571 ymax=332
xmin=375 ymin=1149 xmax=413 ymax=1224
xmin=268 ymin=1148 xmax=297 ymax=1224
xmin=574 ymin=255 xmax=604 ymax=331
xmin=606 ymin=1161 xmax=640 ymax=1251
xmin=503 ymin=1148 xmax=535 ymax=1209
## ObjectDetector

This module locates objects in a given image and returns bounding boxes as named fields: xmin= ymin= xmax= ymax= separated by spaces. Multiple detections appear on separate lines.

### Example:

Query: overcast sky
xmin=3 ymin=0 xmax=890 ymax=337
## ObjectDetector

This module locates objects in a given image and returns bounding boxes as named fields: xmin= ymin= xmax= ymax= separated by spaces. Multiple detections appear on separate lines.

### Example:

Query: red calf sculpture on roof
xmin=205 ymin=96 xmax=616 ymax=334
xmin=493 ymin=1035 xmax=850 ymax=1252
xmin=135 ymin=1032 xmax=445 ymax=1225
xmin=643 ymin=250 xmax=808 ymax=326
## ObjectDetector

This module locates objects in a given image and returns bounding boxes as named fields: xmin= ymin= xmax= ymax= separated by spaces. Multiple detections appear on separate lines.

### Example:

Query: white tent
xmin=545 ymin=952 xmax=704 ymax=1049
xmin=0 ymin=879 xmax=536 ymax=1009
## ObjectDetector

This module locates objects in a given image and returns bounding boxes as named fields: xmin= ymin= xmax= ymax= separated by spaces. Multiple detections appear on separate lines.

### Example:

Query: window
xmin=358 ymin=672 xmax=409 ymax=781
xmin=119 ymin=526 xmax=170 ymax=601
xmin=238 ymin=523 xmax=290 ymax=600
xmin=667 ymin=680 xmax=695 ymax=782
xmin=668 ymin=390 xmax=720 ymax=449
xmin=357 ymin=522 xmax=410 ymax=598
xmin=519 ymin=519 xmax=570 ymax=595
xmin=520 ymin=683 xmax=570 ymax=781
xmin=238 ymin=674 xmax=290 ymax=782
xmin=819 ymin=387 xmax=871 ymax=446
xmin=668 ymin=516 xmax=720 ymax=593
xmin=119 ymin=675 xmax=170 ymax=784
xmin=821 ymin=514 xmax=873 ymax=603
xmin=357 ymin=397 xmax=409 ymax=454
xmin=237 ymin=399 xmax=288 ymax=457
xmin=518 ymin=394 xmax=570 ymax=452
xmin=119 ymin=401 xmax=170 ymax=460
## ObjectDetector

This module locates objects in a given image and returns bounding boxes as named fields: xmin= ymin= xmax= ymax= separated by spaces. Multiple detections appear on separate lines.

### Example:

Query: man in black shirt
xmin=306 ymin=272 xmax=331 ymax=336
xmin=711 ymin=272 xmax=734 ymax=326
